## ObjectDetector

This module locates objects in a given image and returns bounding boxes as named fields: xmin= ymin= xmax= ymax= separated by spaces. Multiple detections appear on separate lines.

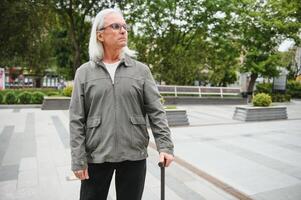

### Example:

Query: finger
xmin=159 ymin=153 xmax=165 ymax=164
xmin=84 ymin=168 xmax=89 ymax=179
xmin=165 ymin=155 xmax=174 ymax=167
xmin=77 ymin=171 xmax=85 ymax=180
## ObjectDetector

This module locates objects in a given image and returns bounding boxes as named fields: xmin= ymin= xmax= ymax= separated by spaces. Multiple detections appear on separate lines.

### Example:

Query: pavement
xmin=0 ymin=100 xmax=301 ymax=200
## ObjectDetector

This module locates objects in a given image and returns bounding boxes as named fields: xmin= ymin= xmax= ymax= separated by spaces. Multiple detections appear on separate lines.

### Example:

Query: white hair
xmin=88 ymin=8 xmax=136 ymax=62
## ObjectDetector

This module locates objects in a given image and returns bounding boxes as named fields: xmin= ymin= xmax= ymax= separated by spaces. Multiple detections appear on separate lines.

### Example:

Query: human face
xmin=97 ymin=13 xmax=128 ymax=51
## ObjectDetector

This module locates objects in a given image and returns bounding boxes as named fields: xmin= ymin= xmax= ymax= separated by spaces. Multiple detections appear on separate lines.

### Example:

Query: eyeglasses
xmin=99 ymin=23 xmax=130 ymax=31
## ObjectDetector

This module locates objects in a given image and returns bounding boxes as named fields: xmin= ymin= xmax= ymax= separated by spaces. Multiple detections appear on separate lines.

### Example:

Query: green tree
xmin=0 ymin=0 xmax=54 ymax=87
xmin=235 ymin=0 xmax=301 ymax=93
xmin=122 ymin=0 xmax=241 ymax=86
xmin=48 ymin=0 xmax=117 ymax=76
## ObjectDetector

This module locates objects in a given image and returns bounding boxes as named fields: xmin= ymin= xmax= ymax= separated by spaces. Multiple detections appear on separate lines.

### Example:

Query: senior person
xmin=69 ymin=8 xmax=174 ymax=200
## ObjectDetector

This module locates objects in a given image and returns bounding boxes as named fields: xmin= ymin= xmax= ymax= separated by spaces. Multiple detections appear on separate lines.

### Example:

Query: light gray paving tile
xmin=145 ymin=171 xmax=160 ymax=188
xmin=185 ymin=180 xmax=237 ymax=200
xmin=15 ymin=187 xmax=39 ymax=200
xmin=2 ymin=113 xmax=36 ymax=166
xmin=0 ymin=164 xmax=19 ymax=182
xmin=19 ymin=157 xmax=37 ymax=171
xmin=17 ymin=169 xmax=38 ymax=189
xmin=222 ymin=136 xmax=301 ymax=168
xmin=37 ymin=182 xmax=64 ymax=200
xmin=212 ymin=141 xmax=301 ymax=180
xmin=147 ymin=161 xmax=205 ymax=200
xmin=51 ymin=116 xmax=70 ymax=149
xmin=252 ymin=183 xmax=301 ymax=200
xmin=0 ymin=180 xmax=17 ymax=200
xmin=60 ymin=181 xmax=80 ymax=200
xmin=174 ymin=141 xmax=300 ymax=195
xmin=0 ymin=126 xmax=14 ymax=164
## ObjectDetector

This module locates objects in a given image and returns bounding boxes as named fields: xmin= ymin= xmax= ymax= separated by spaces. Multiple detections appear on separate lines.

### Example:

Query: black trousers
xmin=80 ymin=159 xmax=146 ymax=200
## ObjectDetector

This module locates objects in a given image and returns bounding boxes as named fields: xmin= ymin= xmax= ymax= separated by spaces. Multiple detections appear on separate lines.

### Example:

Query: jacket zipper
xmin=112 ymin=63 xmax=122 ymax=158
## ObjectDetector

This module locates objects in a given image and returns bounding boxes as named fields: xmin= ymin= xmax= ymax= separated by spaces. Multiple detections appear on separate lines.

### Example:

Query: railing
xmin=157 ymin=85 xmax=241 ymax=98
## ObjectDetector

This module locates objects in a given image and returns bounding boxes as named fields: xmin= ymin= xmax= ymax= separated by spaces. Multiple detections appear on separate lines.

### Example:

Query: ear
xmin=97 ymin=31 xmax=104 ymax=42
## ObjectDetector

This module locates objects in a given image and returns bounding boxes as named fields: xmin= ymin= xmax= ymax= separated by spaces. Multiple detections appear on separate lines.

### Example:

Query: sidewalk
xmin=0 ymin=108 xmax=236 ymax=200
xmin=0 ymin=100 xmax=300 ymax=200
xmin=174 ymin=100 xmax=301 ymax=200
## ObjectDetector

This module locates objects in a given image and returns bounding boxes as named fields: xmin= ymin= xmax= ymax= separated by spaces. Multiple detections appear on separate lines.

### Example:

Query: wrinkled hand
xmin=74 ymin=168 xmax=89 ymax=180
xmin=159 ymin=152 xmax=174 ymax=167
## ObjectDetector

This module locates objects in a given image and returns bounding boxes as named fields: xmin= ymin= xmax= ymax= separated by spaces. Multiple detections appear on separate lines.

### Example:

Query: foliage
xmin=255 ymin=83 xmax=273 ymax=94
xmin=32 ymin=92 xmax=45 ymax=104
xmin=0 ymin=0 xmax=54 ymax=87
xmin=47 ymin=91 xmax=61 ymax=96
xmin=4 ymin=92 xmax=18 ymax=104
xmin=18 ymin=92 xmax=32 ymax=104
xmin=164 ymin=105 xmax=177 ymax=109
xmin=252 ymin=93 xmax=272 ymax=107
xmin=63 ymin=86 xmax=73 ymax=97
xmin=160 ymin=96 xmax=165 ymax=105
xmin=0 ymin=88 xmax=58 ymax=96
xmin=287 ymin=80 xmax=301 ymax=98
xmin=0 ymin=92 xmax=3 ymax=104
xmin=1 ymin=0 xmax=300 ymax=86
xmin=271 ymin=93 xmax=291 ymax=102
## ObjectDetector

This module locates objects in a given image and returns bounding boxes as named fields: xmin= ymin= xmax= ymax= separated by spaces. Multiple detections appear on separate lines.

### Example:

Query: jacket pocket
xmin=130 ymin=116 xmax=149 ymax=149
xmin=87 ymin=117 xmax=101 ymax=128
xmin=85 ymin=117 xmax=102 ymax=152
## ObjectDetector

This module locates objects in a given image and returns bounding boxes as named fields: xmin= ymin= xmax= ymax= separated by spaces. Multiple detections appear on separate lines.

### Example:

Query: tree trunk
xmin=247 ymin=73 xmax=258 ymax=94
xmin=67 ymin=0 xmax=82 ymax=77
xmin=73 ymin=46 xmax=81 ymax=76
xmin=34 ymin=77 xmax=42 ymax=88
xmin=246 ymin=73 xmax=258 ymax=103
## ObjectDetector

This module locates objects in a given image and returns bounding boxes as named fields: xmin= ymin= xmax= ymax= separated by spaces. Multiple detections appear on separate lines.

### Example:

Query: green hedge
xmin=4 ymin=92 xmax=18 ymax=104
xmin=255 ymin=81 xmax=301 ymax=101
xmin=18 ymin=92 xmax=32 ymax=104
xmin=32 ymin=92 xmax=45 ymax=104
xmin=0 ymin=89 xmax=52 ymax=104
xmin=0 ymin=92 xmax=3 ymax=104
xmin=287 ymin=80 xmax=301 ymax=98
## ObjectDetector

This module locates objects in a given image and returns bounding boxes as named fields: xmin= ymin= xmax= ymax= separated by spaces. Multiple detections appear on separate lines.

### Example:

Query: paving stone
xmin=19 ymin=157 xmax=37 ymax=171
xmin=17 ymin=169 xmax=38 ymax=189
xmin=0 ymin=180 xmax=17 ymax=200
xmin=0 ymin=165 xmax=19 ymax=182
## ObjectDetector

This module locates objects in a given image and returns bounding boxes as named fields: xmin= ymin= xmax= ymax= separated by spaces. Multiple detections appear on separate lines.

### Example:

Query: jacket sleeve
xmin=143 ymin=67 xmax=174 ymax=155
xmin=69 ymin=69 xmax=87 ymax=171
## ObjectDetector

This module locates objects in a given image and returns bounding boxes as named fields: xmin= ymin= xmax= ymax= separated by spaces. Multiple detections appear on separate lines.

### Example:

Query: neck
xmin=102 ymin=47 xmax=122 ymax=64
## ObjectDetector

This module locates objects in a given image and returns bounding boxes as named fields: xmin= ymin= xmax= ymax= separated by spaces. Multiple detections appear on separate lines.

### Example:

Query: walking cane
xmin=158 ymin=160 xmax=166 ymax=200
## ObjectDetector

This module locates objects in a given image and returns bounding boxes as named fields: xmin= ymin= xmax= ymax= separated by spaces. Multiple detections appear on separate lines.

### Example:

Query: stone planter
xmin=145 ymin=108 xmax=189 ymax=127
xmin=41 ymin=97 xmax=190 ymax=126
xmin=41 ymin=96 xmax=71 ymax=110
xmin=233 ymin=105 xmax=287 ymax=121
xmin=165 ymin=109 xmax=190 ymax=126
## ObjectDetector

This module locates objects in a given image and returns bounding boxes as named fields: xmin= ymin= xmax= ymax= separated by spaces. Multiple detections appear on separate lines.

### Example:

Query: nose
xmin=120 ymin=26 xmax=126 ymax=34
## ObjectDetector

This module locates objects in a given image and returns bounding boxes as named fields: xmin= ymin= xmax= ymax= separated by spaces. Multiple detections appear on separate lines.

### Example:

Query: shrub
xmin=287 ymin=80 xmax=301 ymax=98
xmin=63 ymin=86 xmax=73 ymax=97
xmin=18 ymin=92 xmax=32 ymax=104
xmin=160 ymin=96 xmax=165 ymax=105
xmin=4 ymin=92 xmax=18 ymax=104
xmin=252 ymin=93 xmax=272 ymax=107
xmin=32 ymin=92 xmax=45 ymax=104
xmin=271 ymin=93 xmax=291 ymax=102
xmin=255 ymin=83 xmax=272 ymax=94
xmin=46 ymin=91 xmax=60 ymax=96
xmin=0 ymin=92 xmax=3 ymax=104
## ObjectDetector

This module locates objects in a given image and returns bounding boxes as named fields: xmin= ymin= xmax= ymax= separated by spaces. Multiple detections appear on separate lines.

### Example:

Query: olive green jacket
xmin=69 ymin=55 xmax=174 ymax=171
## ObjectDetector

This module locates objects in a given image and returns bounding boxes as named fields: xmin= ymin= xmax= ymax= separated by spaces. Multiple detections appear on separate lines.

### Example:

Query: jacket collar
xmin=94 ymin=53 xmax=134 ymax=68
